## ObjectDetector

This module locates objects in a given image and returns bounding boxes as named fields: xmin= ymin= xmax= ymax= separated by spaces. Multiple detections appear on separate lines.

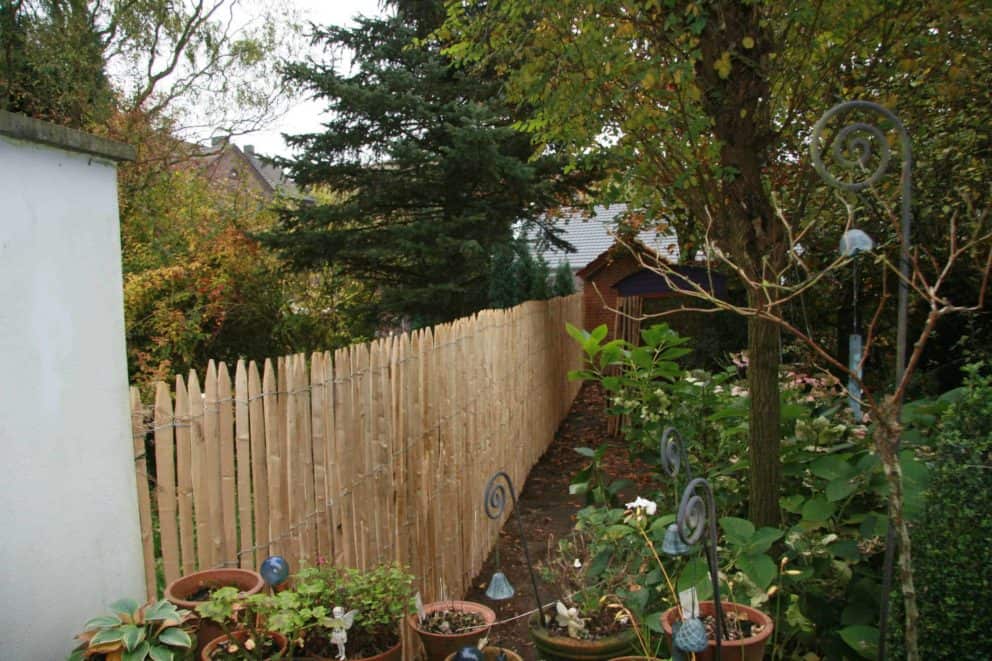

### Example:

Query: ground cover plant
xmin=566 ymin=322 xmax=962 ymax=658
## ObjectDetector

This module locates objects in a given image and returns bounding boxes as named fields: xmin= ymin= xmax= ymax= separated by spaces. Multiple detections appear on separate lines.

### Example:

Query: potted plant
xmin=196 ymin=586 xmax=288 ymax=660
xmin=524 ymin=509 xmax=649 ymax=661
xmin=261 ymin=563 xmax=415 ymax=660
xmin=443 ymin=643 xmax=523 ymax=661
xmin=660 ymin=600 xmax=773 ymax=661
xmin=408 ymin=598 xmax=496 ymax=660
xmin=68 ymin=597 xmax=195 ymax=660
xmin=165 ymin=568 xmax=265 ymax=656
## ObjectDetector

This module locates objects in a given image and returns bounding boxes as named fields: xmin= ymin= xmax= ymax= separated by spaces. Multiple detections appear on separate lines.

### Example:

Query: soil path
xmin=461 ymin=383 xmax=655 ymax=660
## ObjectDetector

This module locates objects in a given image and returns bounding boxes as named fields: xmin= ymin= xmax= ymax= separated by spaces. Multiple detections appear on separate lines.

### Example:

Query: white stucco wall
xmin=0 ymin=133 xmax=145 ymax=658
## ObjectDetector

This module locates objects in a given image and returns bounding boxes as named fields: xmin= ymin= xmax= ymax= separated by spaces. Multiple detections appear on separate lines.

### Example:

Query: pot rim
xmin=408 ymin=599 xmax=496 ymax=637
xmin=660 ymin=600 xmax=774 ymax=646
xmin=164 ymin=567 xmax=265 ymax=608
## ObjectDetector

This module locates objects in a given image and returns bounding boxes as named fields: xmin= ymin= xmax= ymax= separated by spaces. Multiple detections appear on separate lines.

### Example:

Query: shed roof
xmin=528 ymin=203 xmax=679 ymax=269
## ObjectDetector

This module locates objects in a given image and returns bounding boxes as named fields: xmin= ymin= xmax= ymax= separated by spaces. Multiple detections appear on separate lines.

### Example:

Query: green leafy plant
xmin=196 ymin=587 xmax=281 ymax=660
xmin=889 ymin=363 xmax=992 ymax=658
xmin=260 ymin=563 xmax=415 ymax=658
xmin=569 ymin=444 xmax=633 ymax=507
xmin=68 ymin=598 xmax=193 ymax=661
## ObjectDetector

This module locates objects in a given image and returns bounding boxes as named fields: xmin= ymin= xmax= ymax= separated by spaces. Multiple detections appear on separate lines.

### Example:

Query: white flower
xmin=573 ymin=558 xmax=582 ymax=569
xmin=625 ymin=496 xmax=657 ymax=516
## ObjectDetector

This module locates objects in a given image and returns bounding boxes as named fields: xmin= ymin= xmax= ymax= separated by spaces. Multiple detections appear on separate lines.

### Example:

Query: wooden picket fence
xmin=131 ymin=295 xmax=583 ymax=602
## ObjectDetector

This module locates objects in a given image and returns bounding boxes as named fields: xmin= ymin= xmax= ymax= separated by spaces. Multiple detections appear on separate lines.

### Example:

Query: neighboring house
xmin=194 ymin=137 xmax=305 ymax=203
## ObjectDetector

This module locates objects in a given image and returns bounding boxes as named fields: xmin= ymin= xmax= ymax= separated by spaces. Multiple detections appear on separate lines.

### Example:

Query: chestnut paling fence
xmin=130 ymin=295 xmax=583 ymax=603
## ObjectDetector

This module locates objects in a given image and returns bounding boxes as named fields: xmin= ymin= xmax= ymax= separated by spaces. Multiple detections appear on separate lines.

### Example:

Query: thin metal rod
xmin=677 ymin=477 xmax=723 ymax=660
xmin=811 ymin=99 xmax=912 ymax=660
xmin=485 ymin=471 xmax=546 ymax=628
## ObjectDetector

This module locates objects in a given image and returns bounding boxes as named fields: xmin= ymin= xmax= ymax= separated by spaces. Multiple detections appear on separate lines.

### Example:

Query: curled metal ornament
xmin=810 ymin=101 xmax=908 ymax=193
xmin=660 ymin=426 xmax=692 ymax=480
xmin=676 ymin=477 xmax=715 ymax=547
xmin=484 ymin=471 xmax=513 ymax=520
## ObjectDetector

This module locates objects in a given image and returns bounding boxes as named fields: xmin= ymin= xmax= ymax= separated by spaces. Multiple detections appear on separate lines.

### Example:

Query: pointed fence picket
xmin=130 ymin=295 xmax=583 ymax=604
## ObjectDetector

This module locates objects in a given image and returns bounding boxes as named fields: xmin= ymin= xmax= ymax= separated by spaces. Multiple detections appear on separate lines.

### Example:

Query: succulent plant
xmin=68 ymin=598 xmax=194 ymax=661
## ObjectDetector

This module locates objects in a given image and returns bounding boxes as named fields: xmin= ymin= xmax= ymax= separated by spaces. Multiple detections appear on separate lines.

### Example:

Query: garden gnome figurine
xmin=327 ymin=606 xmax=358 ymax=660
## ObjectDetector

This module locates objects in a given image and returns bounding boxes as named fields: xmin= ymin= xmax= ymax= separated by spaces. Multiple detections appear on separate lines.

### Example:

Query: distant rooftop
xmin=529 ymin=203 xmax=679 ymax=269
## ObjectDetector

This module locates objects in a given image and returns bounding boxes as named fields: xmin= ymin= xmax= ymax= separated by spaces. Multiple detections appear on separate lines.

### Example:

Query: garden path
xmin=459 ymin=383 xmax=655 ymax=660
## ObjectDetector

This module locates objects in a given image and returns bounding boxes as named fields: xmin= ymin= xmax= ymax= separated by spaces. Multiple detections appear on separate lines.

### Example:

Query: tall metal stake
xmin=484 ymin=471 xmax=547 ymax=628
xmin=811 ymin=100 xmax=912 ymax=660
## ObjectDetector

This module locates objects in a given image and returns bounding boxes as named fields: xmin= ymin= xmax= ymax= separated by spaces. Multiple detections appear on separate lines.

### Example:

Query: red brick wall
xmin=579 ymin=253 xmax=643 ymax=338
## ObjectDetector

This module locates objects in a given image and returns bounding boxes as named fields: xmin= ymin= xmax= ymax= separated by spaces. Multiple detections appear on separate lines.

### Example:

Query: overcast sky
xmin=237 ymin=0 xmax=385 ymax=157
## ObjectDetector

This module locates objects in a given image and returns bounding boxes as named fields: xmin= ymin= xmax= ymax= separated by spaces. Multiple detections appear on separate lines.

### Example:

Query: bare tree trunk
xmin=747 ymin=296 xmax=782 ymax=527
xmin=875 ymin=397 xmax=919 ymax=660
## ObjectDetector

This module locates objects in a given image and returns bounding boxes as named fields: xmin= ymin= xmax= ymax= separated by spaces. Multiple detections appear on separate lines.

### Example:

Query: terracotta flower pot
xmin=284 ymin=628 xmax=403 ymax=661
xmin=200 ymin=629 xmax=288 ymax=660
xmin=528 ymin=611 xmax=637 ymax=661
xmin=661 ymin=601 xmax=773 ymax=661
xmin=444 ymin=646 xmax=524 ymax=661
xmin=408 ymin=600 xmax=496 ymax=660
xmin=165 ymin=568 xmax=265 ymax=656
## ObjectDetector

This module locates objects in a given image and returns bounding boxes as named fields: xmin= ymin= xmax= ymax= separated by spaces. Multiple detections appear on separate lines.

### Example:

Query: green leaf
xmin=143 ymin=601 xmax=181 ymax=622
xmin=744 ymin=527 xmax=784 ymax=554
xmin=568 ymin=482 xmax=588 ymax=496
xmin=587 ymin=549 xmax=612 ymax=578
xmin=677 ymin=557 xmax=711 ymax=596
xmin=121 ymin=624 xmax=146 ymax=651
xmin=109 ymin=598 xmax=140 ymax=619
xmin=646 ymin=611 xmax=666 ymax=634
xmin=148 ymin=644 xmax=176 ymax=661
xmin=839 ymin=625 xmax=880 ymax=659
xmin=607 ymin=478 xmax=634 ymax=495
xmin=780 ymin=402 xmax=806 ymax=421
xmin=801 ymin=496 xmax=836 ymax=522
xmin=780 ymin=494 xmax=805 ymax=513
xmin=736 ymin=553 xmax=776 ymax=590
xmin=157 ymin=627 xmax=192 ymax=649
xmin=573 ymin=447 xmax=596 ymax=458
xmin=82 ymin=614 xmax=123 ymax=630
xmin=648 ymin=513 xmax=677 ymax=537
xmin=719 ymin=517 xmax=754 ymax=545
xmin=90 ymin=628 xmax=126 ymax=646
xmin=590 ymin=324 xmax=608 ymax=343
xmin=826 ymin=476 xmax=857 ymax=502
xmin=810 ymin=454 xmax=854 ymax=481
xmin=122 ymin=641 xmax=151 ymax=661
xmin=604 ymin=524 xmax=636 ymax=539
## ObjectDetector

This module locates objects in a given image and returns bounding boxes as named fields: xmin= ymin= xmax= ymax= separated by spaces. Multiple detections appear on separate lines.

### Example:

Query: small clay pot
xmin=528 ymin=611 xmax=637 ymax=661
xmin=409 ymin=600 xmax=496 ymax=660
xmin=200 ymin=629 xmax=288 ymax=660
xmin=661 ymin=601 xmax=774 ymax=661
xmin=444 ymin=646 xmax=524 ymax=661
xmin=165 ymin=568 xmax=265 ymax=656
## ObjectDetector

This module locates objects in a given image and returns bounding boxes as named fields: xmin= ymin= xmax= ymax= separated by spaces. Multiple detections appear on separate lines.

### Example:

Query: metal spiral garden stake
xmin=484 ymin=471 xmax=547 ymax=628
xmin=660 ymin=426 xmax=723 ymax=660
xmin=810 ymin=100 xmax=913 ymax=660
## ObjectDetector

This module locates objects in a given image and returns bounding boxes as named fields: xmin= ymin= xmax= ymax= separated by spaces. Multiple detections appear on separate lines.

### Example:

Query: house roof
xmin=528 ymin=203 xmax=679 ymax=270
xmin=194 ymin=140 xmax=303 ymax=200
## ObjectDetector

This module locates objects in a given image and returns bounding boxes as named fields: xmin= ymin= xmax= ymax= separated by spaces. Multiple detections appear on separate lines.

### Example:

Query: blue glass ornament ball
xmin=260 ymin=555 xmax=290 ymax=586
xmin=453 ymin=646 xmax=485 ymax=661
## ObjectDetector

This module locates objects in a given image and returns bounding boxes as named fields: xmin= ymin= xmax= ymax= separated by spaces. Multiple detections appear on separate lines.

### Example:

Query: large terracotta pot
xmin=200 ymin=629 xmax=288 ymax=660
xmin=292 ymin=637 xmax=403 ymax=661
xmin=165 ymin=568 xmax=265 ymax=656
xmin=528 ymin=612 xmax=637 ymax=661
xmin=661 ymin=601 xmax=773 ymax=661
xmin=408 ymin=600 xmax=496 ymax=660
xmin=444 ymin=646 xmax=524 ymax=661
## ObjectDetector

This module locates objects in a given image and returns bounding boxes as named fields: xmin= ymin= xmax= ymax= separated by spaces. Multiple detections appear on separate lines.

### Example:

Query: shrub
xmin=891 ymin=364 xmax=992 ymax=657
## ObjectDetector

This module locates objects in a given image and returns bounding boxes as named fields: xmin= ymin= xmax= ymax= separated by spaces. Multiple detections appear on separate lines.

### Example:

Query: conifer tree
xmin=263 ymin=1 xmax=591 ymax=324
